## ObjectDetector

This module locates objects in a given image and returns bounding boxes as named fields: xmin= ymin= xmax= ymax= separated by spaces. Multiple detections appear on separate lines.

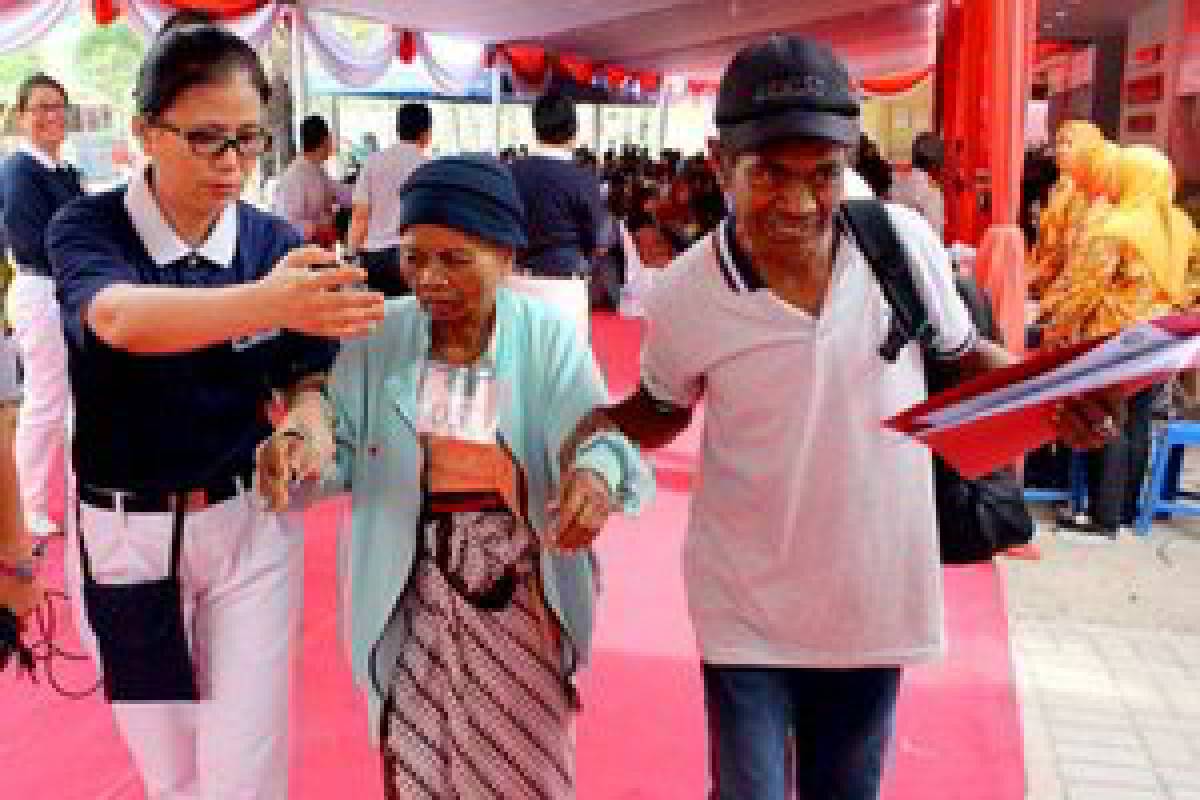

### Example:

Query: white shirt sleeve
xmin=639 ymin=266 xmax=705 ymax=408
xmin=887 ymin=204 xmax=976 ymax=360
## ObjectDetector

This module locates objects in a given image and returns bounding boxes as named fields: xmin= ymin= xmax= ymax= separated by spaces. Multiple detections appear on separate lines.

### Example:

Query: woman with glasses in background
xmin=45 ymin=24 xmax=384 ymax=798
xmin=1 ymin=73 xmax=84 ymax=543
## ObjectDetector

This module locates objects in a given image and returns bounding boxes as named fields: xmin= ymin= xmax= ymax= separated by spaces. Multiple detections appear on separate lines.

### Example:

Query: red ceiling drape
xmin=156 ymin=0 xmax=267 ymax=15
xmin=636 ymin=70 xmax=660 ymax=93
xmin=495 ymin=43 xmax=549 ymax=85
xmin=555 ymin=52 xmax=595 ymax=85
xmin=857 ymin=66 xmax=932 ymax=96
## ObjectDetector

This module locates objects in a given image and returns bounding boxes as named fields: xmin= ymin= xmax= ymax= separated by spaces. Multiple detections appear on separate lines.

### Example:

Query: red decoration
xmin=1127 ymin=113 xmax=1157 ymax=134
xmin=1133 ymin=43 xmax=1165 ymax=66
xmin=92 ymin=0 xmax=118 ymax=25
xmin=857 ymin=66 xmax=933 ymax=96
xmin=636 ymin=71 xmax=661 ymax=93
xmin=555 ymin=53 xmax=595 ymax=86
xmin=156 ymin=0 xmax=268 ymax=17
xmin=496 ymin=44 xmax=548 ymax=86
xmin=604 ymin=65 xmax=628 ymax=90
xmin=1034 ymin=40 xmax=1080 ymax=64
xmin=1126 ymin=73 xmax=1164 ymax=105
xmin=685 ymin=79 xmax=720 ymax=96
xmin=397 ymin=29 xmax=416 ymax=64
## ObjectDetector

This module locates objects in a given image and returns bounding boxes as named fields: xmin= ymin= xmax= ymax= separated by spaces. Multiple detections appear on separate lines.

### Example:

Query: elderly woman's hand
xmin=550 ymin=468 xmax=614 ymax=552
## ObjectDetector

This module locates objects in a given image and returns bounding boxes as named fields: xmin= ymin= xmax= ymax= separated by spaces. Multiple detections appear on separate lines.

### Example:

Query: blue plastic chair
xmin=1023 ymin=450 xmax=1088 ymax=513
xmin=1135 ymin=421 xmax=1200 ymax=535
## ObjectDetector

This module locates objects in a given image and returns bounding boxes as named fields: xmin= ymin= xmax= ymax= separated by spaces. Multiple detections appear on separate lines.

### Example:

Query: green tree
xmin=74 ymin=23 xmax=143 ymax=113
xmin=0 ymin=48 xmax=46 ymax=105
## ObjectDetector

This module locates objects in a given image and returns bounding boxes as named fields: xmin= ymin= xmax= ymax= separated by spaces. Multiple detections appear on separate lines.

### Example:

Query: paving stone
xmin=1058 ymin=760 xmax=1160 ymax=788
xmin=1065 ymin=788 xmax=1165 ymax=800
xmin=1054 ymin=741 xmax=1152 ymax=768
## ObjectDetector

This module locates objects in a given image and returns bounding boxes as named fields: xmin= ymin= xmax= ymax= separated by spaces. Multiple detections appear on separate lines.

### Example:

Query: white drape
xmin=0 ymin=0 xmax=79 ymax=54
xmin=299 ymin=10 xmax=396 ymax=88
xmin=121 ymin=0 xmax=281 ymax=46
xmin=416 ymin=32 xmax=487 ymax=95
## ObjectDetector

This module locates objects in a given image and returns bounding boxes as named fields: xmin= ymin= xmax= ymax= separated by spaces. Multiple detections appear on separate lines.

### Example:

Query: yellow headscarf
xmin=1071 ymin=139 xmax=1121 ymax=200
xmin=1056 ymin=121 xmax=1104 ymax=176
xmin=1095 ymin=145 xmax=1196 ymax=304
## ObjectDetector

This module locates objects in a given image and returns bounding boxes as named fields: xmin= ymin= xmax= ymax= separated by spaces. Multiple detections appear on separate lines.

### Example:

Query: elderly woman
xmin=259 ymin=154 xmax=653 ymax=798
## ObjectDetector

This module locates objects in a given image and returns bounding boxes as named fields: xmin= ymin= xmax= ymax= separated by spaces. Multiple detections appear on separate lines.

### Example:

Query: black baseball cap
xmin=715 ymin=35 xmax=861 ymax=153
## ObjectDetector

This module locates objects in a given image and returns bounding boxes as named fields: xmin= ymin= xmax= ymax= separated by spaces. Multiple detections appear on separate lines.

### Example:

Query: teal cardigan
xmin=311 ymin=288 xmax=654 ymax=735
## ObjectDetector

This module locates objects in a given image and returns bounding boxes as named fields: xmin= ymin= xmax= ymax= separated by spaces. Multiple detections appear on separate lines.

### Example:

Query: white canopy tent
xmin=0 ymin=0 xmax=938 ymax=158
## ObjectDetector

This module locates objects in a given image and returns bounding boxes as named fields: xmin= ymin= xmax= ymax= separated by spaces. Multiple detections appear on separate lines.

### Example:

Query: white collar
xmin=19 ymin=141 xmax=64 ymax=171
xmin=533 ymin=145 xmax=575 ymax=161
xmin=124 ymin=167 xmax=238 ymax=268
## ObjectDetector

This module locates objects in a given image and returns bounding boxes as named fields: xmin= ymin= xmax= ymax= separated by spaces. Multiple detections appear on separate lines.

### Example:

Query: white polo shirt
xmin=642 ymin=204 xmax=975 ymax=668
xmin=352 ymin=140 xmax=426 ymax=251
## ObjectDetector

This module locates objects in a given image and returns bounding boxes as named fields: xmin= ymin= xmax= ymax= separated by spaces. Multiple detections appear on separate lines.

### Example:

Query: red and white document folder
xmin=886 ymin=313 xmax=1200 ymax=479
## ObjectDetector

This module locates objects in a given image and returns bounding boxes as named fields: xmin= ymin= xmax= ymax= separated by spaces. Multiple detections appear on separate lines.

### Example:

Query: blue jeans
xmin=703 ymin=664 xmax=903 ymax=800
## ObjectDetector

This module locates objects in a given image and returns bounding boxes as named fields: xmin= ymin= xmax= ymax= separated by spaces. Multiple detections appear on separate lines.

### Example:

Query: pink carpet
xmin=1 ymin=313 xmax=1025 ymax=799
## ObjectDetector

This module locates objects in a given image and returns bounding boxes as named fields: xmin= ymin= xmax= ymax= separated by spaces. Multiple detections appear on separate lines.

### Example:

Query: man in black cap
xmin=509 ymin=90 xmax=609 ymax=277
xmin=559 ymin=34 xmax=1123 ymax=800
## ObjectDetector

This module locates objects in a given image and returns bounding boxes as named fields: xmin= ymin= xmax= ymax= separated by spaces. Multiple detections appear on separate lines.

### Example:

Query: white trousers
xmin=8 ymin=272 xmax=68 ymax=532
xmin=67 ymin=490 xmax=304 ymax=799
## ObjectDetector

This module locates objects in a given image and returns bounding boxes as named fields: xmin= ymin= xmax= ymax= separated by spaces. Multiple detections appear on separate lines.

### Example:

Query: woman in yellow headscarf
xmin=1040 ymin=138 xmax=1124 ymax=342
xmin=1046 ymin=144 xmax=1195 ymax=345
xmin=1030 ymin=121 xmax=1105 ymax=297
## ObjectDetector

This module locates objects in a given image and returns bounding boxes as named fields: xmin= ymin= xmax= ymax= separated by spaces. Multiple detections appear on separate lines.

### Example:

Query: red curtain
xmin=156 ymin=0 xmax=267 ymax=17
xmin=496 ymin=44 xmax=549 ymax=85
xmin=603 ymin=65 xmax=627 ymax=90
xmin=686 ymin=79 xmax=719 ymax=96
xmin=858 ymin=66 xmax=932 ymax=97
xmin=396 ymin=29 xmax=416 ymax=64
xmin=555 ymin=53 xmax=595 ymax=86
xmin=92 ymin=0 xmax=118 ymax=24
xmin=636 ymin=70 xmax=661 ymax=94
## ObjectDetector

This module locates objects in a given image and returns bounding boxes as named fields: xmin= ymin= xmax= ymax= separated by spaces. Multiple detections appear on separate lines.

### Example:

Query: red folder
xmin=886 ymin=313 xmax=1200 ymax=479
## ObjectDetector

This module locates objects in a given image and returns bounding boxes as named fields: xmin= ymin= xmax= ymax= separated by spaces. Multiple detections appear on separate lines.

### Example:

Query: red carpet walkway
xmin=1 ymin=313 xmax=1025 ymax=799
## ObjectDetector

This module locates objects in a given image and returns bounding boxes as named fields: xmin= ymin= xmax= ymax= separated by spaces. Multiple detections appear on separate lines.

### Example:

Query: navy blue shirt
xmin=1 ymin=151 xmax=84 ymax=275
xmin=46 ymin=186 xmax=337 ymax=491
xmin=508 ymin=155 xmax=607 ymax=276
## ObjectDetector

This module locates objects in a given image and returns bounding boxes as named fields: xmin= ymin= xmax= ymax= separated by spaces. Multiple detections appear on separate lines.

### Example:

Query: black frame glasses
xmin=151 ymin=120 xmax=271 ymax=158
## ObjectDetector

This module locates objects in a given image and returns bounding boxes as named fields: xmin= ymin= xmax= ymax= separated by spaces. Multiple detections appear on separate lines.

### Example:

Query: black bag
xmin=841 ymin=199 xmax=1035 ymax=564
xmin=79 ymin=501 xmax=198 ymax=702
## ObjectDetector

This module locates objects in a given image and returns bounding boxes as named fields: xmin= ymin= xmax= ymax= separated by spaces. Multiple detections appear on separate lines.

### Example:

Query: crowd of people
xmin=0 ymin=13 xmax=1133 ymax=800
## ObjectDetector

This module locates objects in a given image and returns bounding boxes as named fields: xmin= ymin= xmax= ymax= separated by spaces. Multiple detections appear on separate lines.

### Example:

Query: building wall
xmin=1122 ymin=0 xmax=1185 ymax=149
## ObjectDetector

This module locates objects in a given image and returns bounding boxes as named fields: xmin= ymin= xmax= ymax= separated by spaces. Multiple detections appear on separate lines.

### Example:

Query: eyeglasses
xmin=397 ymin=246 xmax=480 ymax=275
xmin=745 ymin=158 xmax=845 ymax=194
xmin=151 ymin=120 xmax=271 ymax=158
xmin=25 ymin=103 xmax=66 ymax=116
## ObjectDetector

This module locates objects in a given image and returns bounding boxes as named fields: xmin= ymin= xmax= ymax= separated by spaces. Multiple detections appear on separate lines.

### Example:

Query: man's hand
xmin=257 ymin=246 xmax=385 ymax=339
xmin=1051 ymin=387 xmax=1127 ymax=450
xmin=549 ymin=468 xmax=613 ymax=552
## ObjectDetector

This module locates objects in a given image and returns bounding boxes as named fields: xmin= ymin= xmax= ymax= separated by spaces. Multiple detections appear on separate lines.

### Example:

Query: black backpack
xmin=841 ymin=199 xmax=1035 ymax=564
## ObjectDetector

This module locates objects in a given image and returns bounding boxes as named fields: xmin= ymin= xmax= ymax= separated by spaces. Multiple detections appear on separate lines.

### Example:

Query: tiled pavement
xmin=1005 ymin=524 xmax=1200 ymax=800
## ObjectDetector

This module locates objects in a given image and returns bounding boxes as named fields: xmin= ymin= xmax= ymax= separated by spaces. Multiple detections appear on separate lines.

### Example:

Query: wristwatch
xmin=0 ymin=556 xmax=35 ymax=583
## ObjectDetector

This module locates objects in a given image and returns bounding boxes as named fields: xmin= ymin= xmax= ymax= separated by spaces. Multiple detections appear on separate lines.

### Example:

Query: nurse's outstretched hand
xmin=259 ymin=246 xmax=385 ymax=339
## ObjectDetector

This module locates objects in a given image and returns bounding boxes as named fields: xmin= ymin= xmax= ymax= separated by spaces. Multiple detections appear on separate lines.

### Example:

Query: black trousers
xmin=1085 ymin=385 xmax=1159 ymax=529
xmin=361 ymin=247 xmax=410 ymax=297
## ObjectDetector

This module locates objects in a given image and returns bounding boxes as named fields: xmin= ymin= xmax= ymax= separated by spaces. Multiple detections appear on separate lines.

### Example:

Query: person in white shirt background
xmin=1 ymin=72 xmax=85 ymax=540
xmin=271 ymin=114 xmax=352 ymax=247
xmin=346 ymin=102 xmax=431 ymax=296
xmin=889 ymin=131 xmax=946 ymax=238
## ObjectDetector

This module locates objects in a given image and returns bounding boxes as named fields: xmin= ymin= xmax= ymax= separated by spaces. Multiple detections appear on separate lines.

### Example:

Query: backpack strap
xmin=840 ymin=198 xmax=935 ymax=363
